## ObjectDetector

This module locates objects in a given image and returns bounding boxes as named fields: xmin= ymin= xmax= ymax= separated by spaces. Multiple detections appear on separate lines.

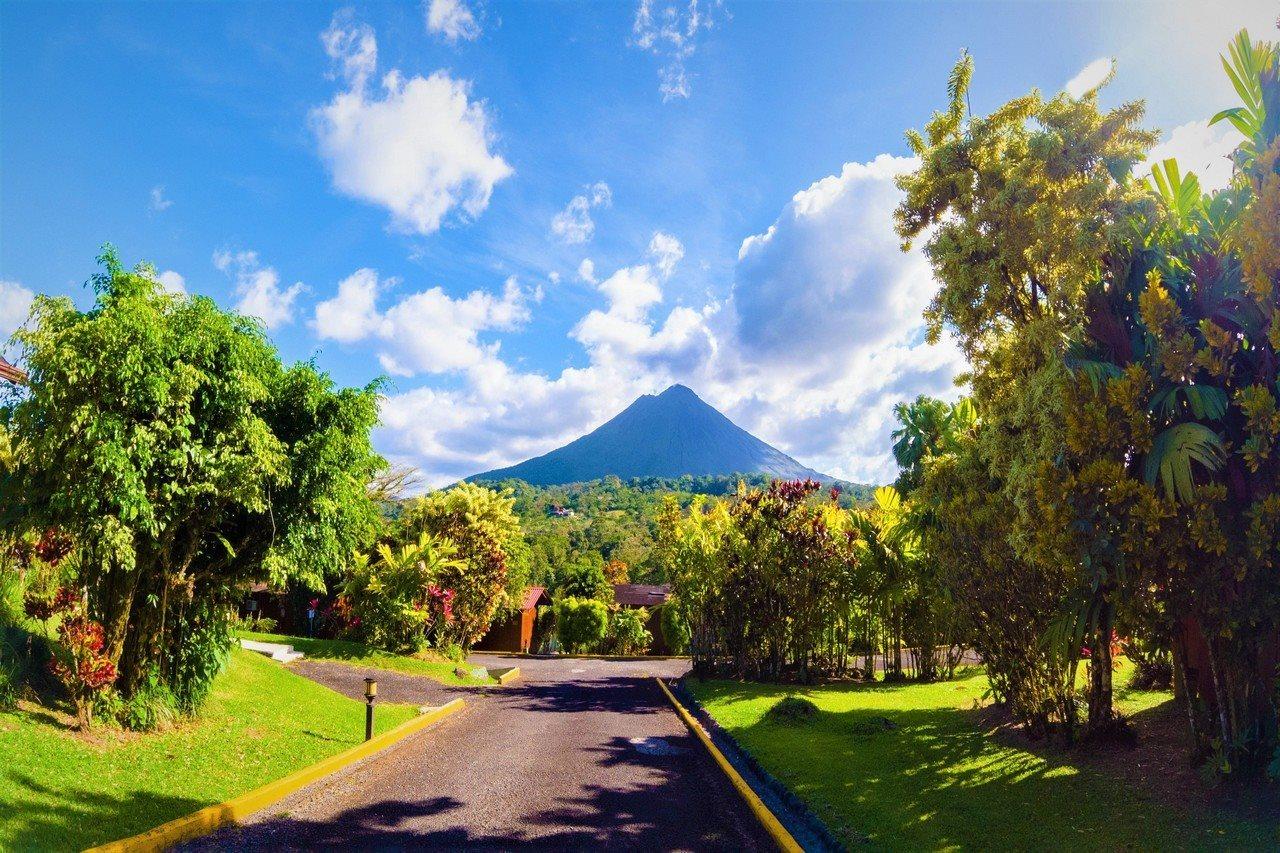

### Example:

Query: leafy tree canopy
xmin=2 ymin=248 xmax=384 ymax=696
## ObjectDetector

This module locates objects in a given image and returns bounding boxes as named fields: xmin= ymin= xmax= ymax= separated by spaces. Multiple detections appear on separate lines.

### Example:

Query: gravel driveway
xmin=181 ymin=654 xmax=772 ymax=851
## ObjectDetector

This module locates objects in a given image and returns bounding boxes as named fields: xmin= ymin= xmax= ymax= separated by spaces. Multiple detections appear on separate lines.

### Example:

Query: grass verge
xmin=689 ymin=662 xmax=1279 ymax=850
xmin=238 ymin=631 xmax=492 ymax=685
xmin=0 ymin=647 xmax=418 ymax=849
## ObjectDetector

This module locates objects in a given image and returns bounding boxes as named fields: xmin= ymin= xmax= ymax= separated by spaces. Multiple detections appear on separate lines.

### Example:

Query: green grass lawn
xmin=238 ymin=630 xmax=493 ymax=685
xmin=0 ymin=647 xmax=419 ymax=850
xmin=690 ymin=662 xmax=1279 ymax=851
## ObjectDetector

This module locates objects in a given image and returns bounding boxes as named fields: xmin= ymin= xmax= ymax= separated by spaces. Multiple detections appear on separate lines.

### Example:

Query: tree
xmin=558 ymin=555 xmax=613 ymax=602
xmin=555 ymin=597 xmax=608 ymax=653
xmin=896 ymin=49 xmax=1160 ymax=735
xmin=2 ymin=249 xmax=383 ymax=701
xmin=400 ymin=482 xmax=524 ymax=649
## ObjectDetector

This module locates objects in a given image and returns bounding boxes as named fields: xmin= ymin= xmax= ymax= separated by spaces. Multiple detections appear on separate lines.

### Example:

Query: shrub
xmin=555 ymin=597 xmax=608 ymax=654
xmin=659 ymin=603 xmax=690 ymax=654
xmin=31 ymin=588 xmax=117 ymax=729
xmin=0 ymin=652 xmax=20 ymax=709
xmin=342 ymin=533 xmax=462 ymax=653
xmin=165 ymin=600 xmax=232 ymax=713
xmin=607 ymin=607 xmax=652 ymax=656
xmin=118 ymin=669 xmax=179 ymax=731
xmin=765 ymin=695 xmax=819 ymax=724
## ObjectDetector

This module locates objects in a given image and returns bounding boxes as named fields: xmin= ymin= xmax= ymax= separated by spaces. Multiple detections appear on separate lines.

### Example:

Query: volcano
xmin=469 ymin=384 xmax=831 ymax=486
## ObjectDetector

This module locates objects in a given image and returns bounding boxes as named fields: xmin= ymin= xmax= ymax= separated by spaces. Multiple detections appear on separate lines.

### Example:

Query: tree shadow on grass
xmin=3 ymin=769 xmax=211 ymax=849
xmin=720 ymin=697 xmax=1279 ymax=850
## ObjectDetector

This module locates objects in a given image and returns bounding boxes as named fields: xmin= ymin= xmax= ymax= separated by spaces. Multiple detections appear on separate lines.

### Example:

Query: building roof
xmin=521 ymin=585 xmax=548 ymax=610
xmin=0 ymin=357 xmax=26 ymax=385
xmin=612 ymin=583 xmax=671 ymax=608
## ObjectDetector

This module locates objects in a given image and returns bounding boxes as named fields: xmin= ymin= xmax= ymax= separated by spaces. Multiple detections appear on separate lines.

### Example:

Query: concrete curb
xmin=492 ymin=666 xmax=521 ymax=685
xmin=84 ymin=698 xmax=466 ymax=853
xmin=654 ymin=678 xmax=803 ymax=853
xmin=670 ymin=681 xmax=850 ymax=851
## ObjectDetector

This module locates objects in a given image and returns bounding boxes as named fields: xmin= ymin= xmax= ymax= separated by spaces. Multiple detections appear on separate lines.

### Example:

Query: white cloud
xmin=631 ymin=0 xmax=723 ymax=101
xmin=320 ymin=9 xmax=377 ymax=88
xmin=0 ymin=280 xmax=34 ymax=346
xmin=577 ymin=258 xmax=597 ymax=284
xmin=156 ymin=270 xmax=186 ymax=295
xmin=648 ymin=230 xmax=683 ymax=278
xmin=150 ymin=185 xmax=173 ymax=212
xmin=426 ymin=0 xmax=480 ymax=43
xmin=548 ymin=271 xmax=562 ymax=285
xmin=313 ymin=267 xmax=384 ymax=343
xmin=1064 ymin=58 xmax=1112 ymax=98
xmin=214 ymin=250 xmax=305 ymax=329
xmin=550 ymin=181 xmax=612 ymax=244
xmin=311 ymin=11 xmax=512 ymax=236
xmin=1141 ymin=119 xmax=1241 ymax=193
xmin=313 ymin=269 xmax=532 ymax=375
xmin=375 ymin=155 xmax=965 ymax=486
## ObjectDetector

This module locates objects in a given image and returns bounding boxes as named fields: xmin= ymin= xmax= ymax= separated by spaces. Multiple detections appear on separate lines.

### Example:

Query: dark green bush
xmin=165 ymin=600 xmax=232 ymax=713
xmin=765 ymin=695 xmax=819 ymax=724
xmin=659 ymin=603 xmax=690 ymax=654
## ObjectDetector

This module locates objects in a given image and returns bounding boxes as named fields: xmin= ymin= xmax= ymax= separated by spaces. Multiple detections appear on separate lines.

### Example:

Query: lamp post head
xmin=364 ymin=677 xmax=378 ymax=700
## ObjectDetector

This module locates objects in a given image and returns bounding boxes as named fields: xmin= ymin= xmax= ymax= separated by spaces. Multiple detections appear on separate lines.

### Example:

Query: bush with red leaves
xmin=27 ymin=586 xmax=117 ymax=728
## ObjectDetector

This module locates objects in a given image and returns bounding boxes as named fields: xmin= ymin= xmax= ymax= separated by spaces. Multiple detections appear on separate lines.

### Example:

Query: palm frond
xmin=1150 ymin=384 xmax=1229 ymax=421
xmin=1143 ymin=422 xmax=1227 ymax=503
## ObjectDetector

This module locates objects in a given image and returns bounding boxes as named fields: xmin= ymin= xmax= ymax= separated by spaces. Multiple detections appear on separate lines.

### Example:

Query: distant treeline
xmin=466 ymin=473 xmax=878 ymax=588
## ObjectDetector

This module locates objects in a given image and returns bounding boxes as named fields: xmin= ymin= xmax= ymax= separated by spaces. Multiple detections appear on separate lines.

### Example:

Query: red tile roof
xmin=612 ymin=583 xmax=671 ymax=608
xmin=0 ymin=357 xmax=25 ymax=384
xmin=521 ymin=585 xmax=548 ymax=610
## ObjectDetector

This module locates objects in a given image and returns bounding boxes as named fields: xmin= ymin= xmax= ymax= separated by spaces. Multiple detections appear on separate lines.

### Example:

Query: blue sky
xmin=2 ymin=0 xmax=1275 ymax=485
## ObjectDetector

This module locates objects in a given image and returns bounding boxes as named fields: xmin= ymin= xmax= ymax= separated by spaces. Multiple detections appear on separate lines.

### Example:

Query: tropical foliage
xmin=1 ymin=249 xmax=384 ymax=711
xmin=895 ymin=29 xmax=1280 ymax=771
xmin=554 ymin=596 xmax=609 ymax=653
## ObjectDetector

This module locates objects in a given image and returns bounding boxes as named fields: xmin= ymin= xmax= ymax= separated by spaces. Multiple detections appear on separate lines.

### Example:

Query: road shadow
xmin=182 ymin=674 xmax=768 ymax=851
xmin=498 ymin=676 xmax=671 ymax=715
xmin=185 ymin=733 xmax=758 ymax=851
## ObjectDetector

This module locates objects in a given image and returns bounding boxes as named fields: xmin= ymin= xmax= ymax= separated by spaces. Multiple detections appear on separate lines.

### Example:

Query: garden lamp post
xmin=364 ymin=677 xmax=377 ymax=741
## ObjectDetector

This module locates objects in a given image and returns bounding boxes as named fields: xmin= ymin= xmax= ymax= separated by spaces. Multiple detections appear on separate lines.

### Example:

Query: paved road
xmin=183 ymin=655 xmax=773 ymax=851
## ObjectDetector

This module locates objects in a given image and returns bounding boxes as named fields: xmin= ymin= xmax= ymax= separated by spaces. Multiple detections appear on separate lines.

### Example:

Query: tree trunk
xmin=95 ymin=558 xmax=141 ymax=669
xmin=1087 ymin=600 xmax=1114 ymax=732
xmin=117 ymin=566 xmax=167 ymax=695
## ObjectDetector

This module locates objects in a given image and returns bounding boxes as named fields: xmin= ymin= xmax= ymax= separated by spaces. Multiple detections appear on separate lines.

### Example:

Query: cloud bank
xmin=368 ymin=154 xmax=965 ymax=486
xmin=312 ymin=11 xmax=512 ymax=236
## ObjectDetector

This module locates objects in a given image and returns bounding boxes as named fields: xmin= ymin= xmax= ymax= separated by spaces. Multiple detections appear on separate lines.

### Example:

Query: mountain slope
xmin=469 ymin=384 xmax=831 ymax=485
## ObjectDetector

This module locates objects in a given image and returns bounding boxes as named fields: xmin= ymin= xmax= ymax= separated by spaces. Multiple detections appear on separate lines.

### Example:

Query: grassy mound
xmin=237 ymin=631 xmax=493 ymax=685
xmin=764 ymin=694 xmax=819 ymax=724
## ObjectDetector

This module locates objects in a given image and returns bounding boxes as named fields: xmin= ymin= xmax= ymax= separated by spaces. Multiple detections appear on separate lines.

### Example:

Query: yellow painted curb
xmin=493 ymin=666 xmax=521 ymax=685
xmin=85 ymin=698 xmax=465 ymax=853
xmin=654 ymin=678 xmax=803 ymax=853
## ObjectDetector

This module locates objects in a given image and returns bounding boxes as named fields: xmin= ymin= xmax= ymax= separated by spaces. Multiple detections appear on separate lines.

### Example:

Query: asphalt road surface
xmin=182 ymin=655 xmax=774 ymax=851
